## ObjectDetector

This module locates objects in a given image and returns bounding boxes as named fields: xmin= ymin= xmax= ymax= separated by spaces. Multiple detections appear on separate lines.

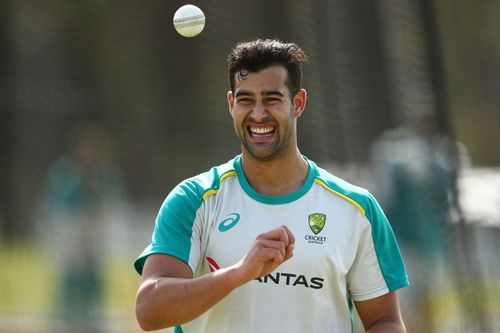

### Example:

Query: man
xmin=134 ymin=39 xmax=409 ymax=332
xmin=371 ymin=111 xmax=459 ymax=332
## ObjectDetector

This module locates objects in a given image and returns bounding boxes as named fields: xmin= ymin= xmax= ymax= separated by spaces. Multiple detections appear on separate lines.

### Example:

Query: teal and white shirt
xmin=134 ymin=155 xmax=409 ymax=333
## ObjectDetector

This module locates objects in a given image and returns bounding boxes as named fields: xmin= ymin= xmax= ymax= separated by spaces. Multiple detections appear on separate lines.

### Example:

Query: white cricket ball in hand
xmin=173 ymin=4 xmax=205 ymax=38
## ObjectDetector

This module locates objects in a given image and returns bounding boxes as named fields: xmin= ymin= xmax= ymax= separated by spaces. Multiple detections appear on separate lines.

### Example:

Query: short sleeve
xmin=347 ymin=193 xmax=409 ymax=301
xmin=134 ymin=180 xmax=204 ymax=275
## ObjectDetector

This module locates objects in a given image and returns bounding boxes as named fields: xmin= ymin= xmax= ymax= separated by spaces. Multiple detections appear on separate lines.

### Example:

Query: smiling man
xmin=134 ymin=39 xmax=409 ymax=333
xmin=230 ymin=66 xmax=299 ymax=161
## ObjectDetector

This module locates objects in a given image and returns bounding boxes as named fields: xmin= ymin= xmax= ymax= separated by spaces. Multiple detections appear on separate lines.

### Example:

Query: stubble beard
xmin=238 ymin=118 xmax=294 ymax=161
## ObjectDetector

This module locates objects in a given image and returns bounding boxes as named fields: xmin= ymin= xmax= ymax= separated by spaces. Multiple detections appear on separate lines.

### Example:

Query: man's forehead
xmin=233 ymin=66 xmax=289 ymax=93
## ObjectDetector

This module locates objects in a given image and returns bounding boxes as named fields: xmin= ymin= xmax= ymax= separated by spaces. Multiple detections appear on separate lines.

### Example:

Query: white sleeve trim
xmin=350 ymin=285 xmax=390 ymax=302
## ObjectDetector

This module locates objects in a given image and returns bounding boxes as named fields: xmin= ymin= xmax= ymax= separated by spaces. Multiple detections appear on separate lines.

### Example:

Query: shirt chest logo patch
xmin=308 ymin=213 xmax=326 ymax=234
xmin=218 ymin=213 xmax=240 ymax=232
xmin=306 ymin=213 xmax=327 ymax=245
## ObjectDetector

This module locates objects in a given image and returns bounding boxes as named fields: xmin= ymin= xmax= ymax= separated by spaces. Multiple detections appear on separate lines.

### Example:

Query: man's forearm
xmin=136 ymin=266 xmax=246 ymax=331
xmin=135 ymin=226 xmax=294 ymax=331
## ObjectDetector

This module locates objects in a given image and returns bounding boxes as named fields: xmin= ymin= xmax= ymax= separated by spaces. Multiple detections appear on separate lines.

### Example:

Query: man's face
xmin=227 ymin=65 xmax=306 ymax=160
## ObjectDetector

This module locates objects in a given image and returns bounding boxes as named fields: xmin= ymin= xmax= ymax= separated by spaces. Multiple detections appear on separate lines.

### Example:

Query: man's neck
xmin=241 ymin=149 xmax=309 ymax=197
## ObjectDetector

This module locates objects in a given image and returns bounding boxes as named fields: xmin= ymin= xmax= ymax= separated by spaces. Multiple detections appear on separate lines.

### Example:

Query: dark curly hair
xmin=227 ymin=39 xmax=309 ymax=98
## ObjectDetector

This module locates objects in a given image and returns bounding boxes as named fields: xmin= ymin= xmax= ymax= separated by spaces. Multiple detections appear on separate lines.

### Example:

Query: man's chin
xmin=243 ymin=144 xmax=279 ymax=161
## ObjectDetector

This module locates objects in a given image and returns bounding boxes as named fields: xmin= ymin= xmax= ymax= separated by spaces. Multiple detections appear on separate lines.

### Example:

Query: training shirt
xmin=134 ymin=155 xmax=409 ymax=333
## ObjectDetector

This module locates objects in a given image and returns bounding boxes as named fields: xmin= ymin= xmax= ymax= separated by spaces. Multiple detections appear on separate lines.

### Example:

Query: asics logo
xmin=218 ymin=213 xmax=240 ymax=232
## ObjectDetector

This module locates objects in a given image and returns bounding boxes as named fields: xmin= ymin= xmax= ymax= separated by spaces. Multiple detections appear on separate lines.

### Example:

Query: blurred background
xmin=1 ymin=0 xmax=499 ymax=332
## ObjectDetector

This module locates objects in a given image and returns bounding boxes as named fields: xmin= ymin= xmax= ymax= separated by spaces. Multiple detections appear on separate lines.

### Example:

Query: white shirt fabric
xmin=135 ymin=155 xmax=409 ymax=333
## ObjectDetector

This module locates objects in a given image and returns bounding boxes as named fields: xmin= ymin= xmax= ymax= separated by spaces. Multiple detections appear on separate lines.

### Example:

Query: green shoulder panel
xmin=133 ymin=157 xmax=237 ymax=275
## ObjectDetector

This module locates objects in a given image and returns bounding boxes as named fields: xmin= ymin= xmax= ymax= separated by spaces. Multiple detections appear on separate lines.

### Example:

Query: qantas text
xmin=255 ymin=272 xmax=324 ymax=289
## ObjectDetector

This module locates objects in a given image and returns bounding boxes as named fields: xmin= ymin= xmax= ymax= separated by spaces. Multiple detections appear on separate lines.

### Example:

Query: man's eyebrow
xmin=234 ymin=90 xmax=285 ymax=98
xmin=262 ymin=90 xmax=285 ymax=97
xmin=234 ymin=90 xmax=254 ymax=98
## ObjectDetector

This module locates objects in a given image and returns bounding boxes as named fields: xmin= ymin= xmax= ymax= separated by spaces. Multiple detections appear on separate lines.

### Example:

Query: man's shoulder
xmin=313 ymin=163 xmax=373 ymax=215
xmin=172 ymin=156 xmax=239 ymax=201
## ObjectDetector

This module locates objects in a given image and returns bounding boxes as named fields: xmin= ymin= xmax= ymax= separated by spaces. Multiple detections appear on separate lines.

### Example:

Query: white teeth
xmin=250 ymin=127 xmax=274 ymax=134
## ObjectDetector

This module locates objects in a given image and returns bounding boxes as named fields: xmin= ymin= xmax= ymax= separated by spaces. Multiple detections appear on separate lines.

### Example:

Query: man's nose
xmin=250 ymin=102 xmax=268 ymax=122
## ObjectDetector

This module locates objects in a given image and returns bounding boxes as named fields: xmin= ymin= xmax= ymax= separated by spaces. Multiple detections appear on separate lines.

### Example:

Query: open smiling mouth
xmin=248 ymin=126 xmax=276 ymax=138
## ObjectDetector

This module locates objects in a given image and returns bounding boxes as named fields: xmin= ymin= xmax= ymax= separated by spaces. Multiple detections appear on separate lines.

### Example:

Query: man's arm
xmin=355 ymin=291 xmax=406 ymax=333
xmin=135 ymin=226 xmax=295 ymax=331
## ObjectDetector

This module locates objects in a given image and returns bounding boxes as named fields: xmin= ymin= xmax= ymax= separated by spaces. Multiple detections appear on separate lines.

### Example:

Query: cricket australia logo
xmin=308 ymin=213 xmax=326 ymax=234
xmin=305 ymin=213 xmax=327 ymax=245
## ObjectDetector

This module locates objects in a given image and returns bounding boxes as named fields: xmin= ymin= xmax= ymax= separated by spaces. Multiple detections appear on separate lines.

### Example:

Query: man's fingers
xmin=255 ymin=239 xmax=286 ymax=259
xmin=263 ymin=247 xmax=285 ymax=263
xmin=257 ymin=226 xmax=295 ymax=249
xmin=237 ymin=226 xmax=296 ymax=281
xmin=281 ymin=225 xmax=296 ymax=246
xmin=254 ymin=227 xmax=295 ymax=263
xmin=284 ymin=243 xmax=295 ymax=261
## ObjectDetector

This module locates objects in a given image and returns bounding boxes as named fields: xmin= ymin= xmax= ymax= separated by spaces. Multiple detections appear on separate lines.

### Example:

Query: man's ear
xmin=293 ymin=89 xmax=307 ymax=118
xmin=227 ymin=90 xmax=234 ymax=116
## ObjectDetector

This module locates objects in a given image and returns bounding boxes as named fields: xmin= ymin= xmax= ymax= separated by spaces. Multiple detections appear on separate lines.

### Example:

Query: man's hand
xmin=233 ymin=225 xmax=295 ymax=282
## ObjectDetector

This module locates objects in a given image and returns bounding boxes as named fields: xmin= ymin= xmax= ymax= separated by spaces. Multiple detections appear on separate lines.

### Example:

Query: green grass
xmin=0 ymin=242 xmax=142 ymax=332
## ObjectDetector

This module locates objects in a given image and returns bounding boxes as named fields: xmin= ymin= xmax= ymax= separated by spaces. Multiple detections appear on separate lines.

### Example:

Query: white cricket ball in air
xmin=173 ymin=4 xmax=206 ymax=38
